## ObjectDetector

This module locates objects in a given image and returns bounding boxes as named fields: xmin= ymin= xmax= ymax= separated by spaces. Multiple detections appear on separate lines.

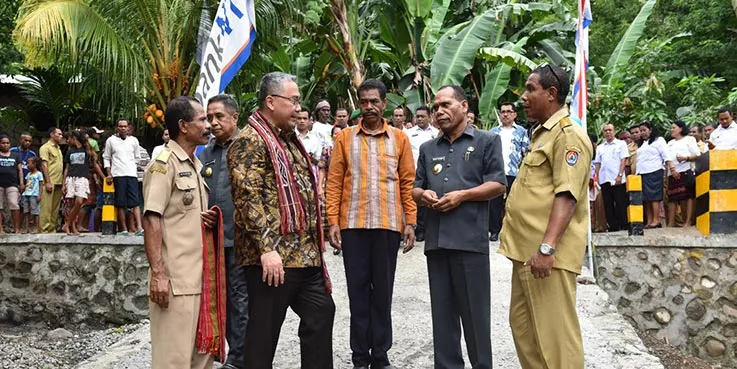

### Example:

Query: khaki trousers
xmin=150 ymin=287 xmax=213 ymax=369
xmin=509 ymin=261 xmax=584 ymax=369
xmin=39 ymin=184 xmax=62 ymax=233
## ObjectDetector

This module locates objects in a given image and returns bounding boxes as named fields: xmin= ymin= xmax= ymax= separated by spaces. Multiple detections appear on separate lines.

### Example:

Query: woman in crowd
xmin=62 ymin=130 xmax=105 ymax=235
xmin=0 ymin=134 xmax=24 ymax=233
xmin=689 ymin=124 xmax=709 ymax=154
xmin=636 ymin=121 xmax=679 ymax=229
xmin=667 ymin=120 xmax=701 ymax=227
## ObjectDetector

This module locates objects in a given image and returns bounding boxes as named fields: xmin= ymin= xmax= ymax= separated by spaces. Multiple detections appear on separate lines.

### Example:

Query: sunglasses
xmin=539 ymin=62 xmax=564 ymax=90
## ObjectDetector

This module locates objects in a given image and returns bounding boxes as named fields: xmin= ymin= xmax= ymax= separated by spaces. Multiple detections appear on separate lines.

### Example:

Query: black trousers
xmin=224 ymin=247 xmax=248 ymax=367
xmin=488 ymin=175 xmax=516 ymax=234
xmin=243 ymin=266 xmax=335 ymax=369
xmin=341 ymin=229 xmax=401 ymax=367
xmin=601 ymin=182 xmax=629 ymax=231
xmin=427 ymin=249 xmax=492 ymax=369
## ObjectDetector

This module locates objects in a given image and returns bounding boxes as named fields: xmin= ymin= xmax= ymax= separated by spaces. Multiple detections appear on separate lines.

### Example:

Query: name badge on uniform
xmin=432 ymin=163 xmax=443 ymax=175
xmin=178 ymin=171 xmax=192 ymax=177
xmin=183 ymin=190 xmax=194 ymax=205
xmin=465 ymin=146 xmax=475 ymax=161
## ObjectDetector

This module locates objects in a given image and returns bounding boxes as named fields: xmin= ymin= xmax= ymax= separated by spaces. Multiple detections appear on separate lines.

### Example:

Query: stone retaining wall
xmin=0 ymin=234 xmax=148 ymax=326
xmin=595 ymin=232 xmax=737 ymax=368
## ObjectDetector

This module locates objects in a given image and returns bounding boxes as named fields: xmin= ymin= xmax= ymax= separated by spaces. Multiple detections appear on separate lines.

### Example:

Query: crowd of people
xmin=1 ymin=63 xmax=735 ymax=369
xmin=138 ymin=64 xmax=595 ymax=369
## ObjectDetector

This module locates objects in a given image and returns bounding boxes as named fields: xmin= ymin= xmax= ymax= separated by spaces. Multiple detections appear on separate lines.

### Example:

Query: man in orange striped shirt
xmin=326 ymin=79 xmax=417 ymax=369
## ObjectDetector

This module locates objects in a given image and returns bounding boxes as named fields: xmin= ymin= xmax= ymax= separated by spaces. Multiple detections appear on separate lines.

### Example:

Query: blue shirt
xmin=490 ymin=123 xmax=529 ymax=177
xmin=23 ymin=171 xmax=43 ymax=197
xmin=10 ymin=147 xmax=37 ymax=178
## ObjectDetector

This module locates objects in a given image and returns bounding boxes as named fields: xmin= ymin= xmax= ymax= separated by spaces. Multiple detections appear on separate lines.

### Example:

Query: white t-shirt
xmin=594 ymin=139 xmax=629 ymax=185
xmin=667 ymin=136 xmax=700 ymax=173
xmin=710 ymin=122 xmax=737 ymax=150
xmin=296 ymin=130 xmax=323 ymax=161
xmin=311 ymin=121 xmax=333 ymax=146
xmin=103 ymin=135 xmax=141 ymax=177
xmin=406 ymin=125 xmax=438 ymax=168
xmin=636 ymin=137 xmax=671 ymax=175
xmin=498 ymin=126 xmax=515 ymax=174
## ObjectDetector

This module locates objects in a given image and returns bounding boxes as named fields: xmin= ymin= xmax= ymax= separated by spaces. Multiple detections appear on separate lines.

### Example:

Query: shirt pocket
xmin=385 ymin=154 xmax=399 ymax=181
xmin=521 ymin=150 xmax=549 ymax=187
xmin=174 ymin=177 xmax=198 ymax=211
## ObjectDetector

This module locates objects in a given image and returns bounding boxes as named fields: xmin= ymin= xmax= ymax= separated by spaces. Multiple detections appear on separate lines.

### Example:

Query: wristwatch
xmin=539 ymin=243 xmax=556 ymax=256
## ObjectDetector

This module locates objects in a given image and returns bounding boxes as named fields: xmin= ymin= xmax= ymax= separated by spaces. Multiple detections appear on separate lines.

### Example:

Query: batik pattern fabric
xmin=490 ymin=123 xmax=530 ymax=177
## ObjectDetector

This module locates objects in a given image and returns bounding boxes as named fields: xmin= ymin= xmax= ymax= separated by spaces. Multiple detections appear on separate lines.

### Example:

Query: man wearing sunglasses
xmin=498 ymin=63 xmax=592 ymax=369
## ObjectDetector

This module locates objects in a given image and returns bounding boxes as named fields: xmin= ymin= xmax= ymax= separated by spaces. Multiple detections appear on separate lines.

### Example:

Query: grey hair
xmin=207 ymin=94 xmax=239 ymax=114
xmin=258 ymin=72 xmax=297 ymax=108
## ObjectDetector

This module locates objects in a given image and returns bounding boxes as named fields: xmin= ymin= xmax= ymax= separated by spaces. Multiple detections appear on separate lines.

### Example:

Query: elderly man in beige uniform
xmin=143 ymin=96 xmax=215 ymax=369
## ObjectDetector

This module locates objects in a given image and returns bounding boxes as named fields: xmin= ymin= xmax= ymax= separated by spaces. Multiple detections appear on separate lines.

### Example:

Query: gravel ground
xmin=81 ymin=242 xmax=665 ymax=369
xmin=0 ymin=322 xmax=145 ymax=369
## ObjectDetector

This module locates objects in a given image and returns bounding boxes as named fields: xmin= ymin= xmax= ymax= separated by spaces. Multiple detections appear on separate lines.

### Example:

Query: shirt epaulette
xmin=560 ymin=117 xmax=574 ymax=129
xmin=155 ymin=148 xmax=172 ymax=164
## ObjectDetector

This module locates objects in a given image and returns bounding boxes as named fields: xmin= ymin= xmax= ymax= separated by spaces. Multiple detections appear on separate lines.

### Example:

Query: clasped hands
xmin=419 ymin=189 xmax=465 ymax=212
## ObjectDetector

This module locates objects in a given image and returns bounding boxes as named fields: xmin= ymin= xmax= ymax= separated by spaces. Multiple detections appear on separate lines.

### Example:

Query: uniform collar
xmin=168 ymin=139 xmax=193 ymax=162
xmin=357 ymin=118 xmax=391 ymax=137
xmin=541 ymin=107 xmax=570 ymax=130
xmin=438 ymin=122 xmax=474 ymax=144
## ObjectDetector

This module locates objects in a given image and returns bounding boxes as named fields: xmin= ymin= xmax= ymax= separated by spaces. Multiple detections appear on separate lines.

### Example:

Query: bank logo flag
xmin=195 ymin=0 xmax=256 ymax=104
xmin=570 ymin=0 xmax=592 ymax=128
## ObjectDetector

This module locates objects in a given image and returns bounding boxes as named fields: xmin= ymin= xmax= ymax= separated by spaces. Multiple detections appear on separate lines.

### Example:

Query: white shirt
xmin=636 ymin=137 xmax=671 ymax=175
xmin=498 ymin=127 xmax=515 ymax=174
xmin=710 ymin=122 xmax=737 ymax=150
xmin=594 ymin=138 xmax=629 ymax=185
xmin=667 ymin=136 xmax=700 ymax=173
xmin=296 ymin=130 xmax=323 ymax=161
xmin=103 ymin=135 xmax=141 ymax=177
xmin=151 ymin=144 xmax=167 ymax=161
xmin=311 ymin=121 xmax=333 ymax=146
xmin=406 ymin=125 xmax=438 ymax=168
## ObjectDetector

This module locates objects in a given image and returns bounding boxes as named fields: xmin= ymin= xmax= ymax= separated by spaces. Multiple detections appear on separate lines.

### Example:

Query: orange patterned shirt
xmin=326 ymin=119 xmax=417 ymax=232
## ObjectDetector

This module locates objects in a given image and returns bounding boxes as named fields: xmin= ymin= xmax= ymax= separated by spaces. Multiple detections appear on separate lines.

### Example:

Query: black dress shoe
xmin=371 ymin=365 xmax=396 ymax=369
xmin=352 ymin=366 xmax=369 ymax=369
xmin=416 ymin=234 xmax=425 ymax=242
xmin=489 ymin=232 xmax=499 ymax=241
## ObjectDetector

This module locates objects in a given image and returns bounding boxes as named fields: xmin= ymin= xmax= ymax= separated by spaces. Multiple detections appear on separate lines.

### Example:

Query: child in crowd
xmin=21 ymin=156 xmax=43 ymax=233
xmin=0 ymin=134 xmax=24 ymax=234
xmin=62 ymin=130 xmax=105 ymax=235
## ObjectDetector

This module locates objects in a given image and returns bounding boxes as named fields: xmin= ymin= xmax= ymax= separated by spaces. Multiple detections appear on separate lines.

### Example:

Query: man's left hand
xmin=402 ymin=225 xmax=415 ymax=254
xmin=201 ymin=209 xmax=217 ymax=229
xmin=433 ymin=190 xmax=465 ymax=212
xmin=524 ymin=251 xmax=555 ymax=279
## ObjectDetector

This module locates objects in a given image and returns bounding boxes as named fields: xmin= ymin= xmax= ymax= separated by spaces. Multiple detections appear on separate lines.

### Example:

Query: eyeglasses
xmin=539 ymin=62 xmax=564 ymax=90
xmin=271 ymin=94 xmax=302 ymax=106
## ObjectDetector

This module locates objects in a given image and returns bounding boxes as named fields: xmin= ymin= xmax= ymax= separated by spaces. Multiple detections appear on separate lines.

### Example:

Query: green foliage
xmin=604 ymin=0 xmax=656 ymax=85
xmin=0 ymin=0 xmax=23 ymax=74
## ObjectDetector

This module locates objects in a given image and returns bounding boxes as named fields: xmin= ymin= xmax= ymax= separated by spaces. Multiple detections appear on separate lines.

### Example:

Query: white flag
xmin=195 ymin=0 xmax=256 ymax=104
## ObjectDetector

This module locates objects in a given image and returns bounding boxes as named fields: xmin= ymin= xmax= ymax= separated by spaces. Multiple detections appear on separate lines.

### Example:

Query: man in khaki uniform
xmin=499 ymin=64 xmax=592 ymax=369
xmin=143 ymin=96 xmax=214 ymax=369
xmin=39 ymin=127 xmax=64 ymax=233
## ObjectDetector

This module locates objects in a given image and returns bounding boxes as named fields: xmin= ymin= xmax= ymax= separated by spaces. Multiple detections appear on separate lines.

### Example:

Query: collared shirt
xmin=490 ymin=123 xmax=530 ymax=177
xmin=668 ymin=136 xmax=700 ymax=173
xmin=414 ymin=123 xmax=506 ymax=254
xmin=406 ymin=124 xmax=439 ymax=168
xmin=326 ymin=119 xmax=417 ymax=232
xmin=311 ymin=121 xmax=333 ymax=146
xmin=296 ymin=129 xmax=324 ymax=163
xmin=39 ymin=140 xmax=63 ymax=185
xmin=103 ymin=135 xmax=141 ymax=177
xmin=228 ymin=118 xmax=321 ymax=268
xmin=593 ymin=138 xmax=629 ymax=185
xmin=143 ymin=139 xmax=209 ymax=295
xmin=636 ymin=137 xmax=671 ymax=175
xmin=10 ymin=147 xmax=37 ymax=178
xmin=498 ymin=108 xmax=593 ymax=274
xmin=710 ymin=122 xmax=737 ymax=150
xmin=198 ymin=130 xmax=239 ymax=248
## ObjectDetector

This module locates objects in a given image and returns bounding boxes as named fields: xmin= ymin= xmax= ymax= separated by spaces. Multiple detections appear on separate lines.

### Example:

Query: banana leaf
xmin=605 ymin=0 xmax=657 ymax=85
xmin=478 ymin=38 xmax=529 ymax=126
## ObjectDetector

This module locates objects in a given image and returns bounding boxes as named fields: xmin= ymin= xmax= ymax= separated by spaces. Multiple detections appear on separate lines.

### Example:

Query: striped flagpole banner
xmin=195 ymin=0 xmax=257 ymax=104
xmin=570 ymin=0 xmax=592 ymax=129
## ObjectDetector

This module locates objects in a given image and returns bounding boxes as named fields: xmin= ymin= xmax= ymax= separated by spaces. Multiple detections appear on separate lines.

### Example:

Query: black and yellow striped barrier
xmin=101 ymin=180 xmax=117 ymax=235
xmin=695 ymin=150 xmax=737 ymax=235
xmin=626 ymin=174 xmax=644 ymax=235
